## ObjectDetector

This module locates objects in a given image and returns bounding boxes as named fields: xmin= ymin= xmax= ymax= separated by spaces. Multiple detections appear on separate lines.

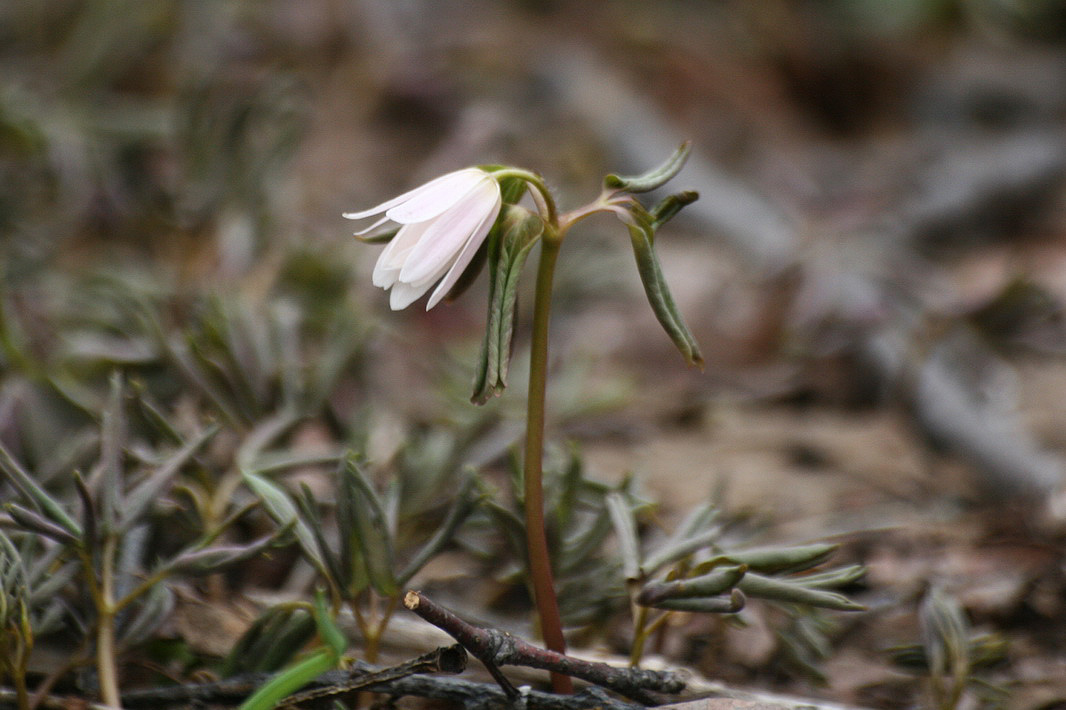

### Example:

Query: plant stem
xmin=523 ymin=232 xmax=573 ymax=695
xmin=95 ymin=536 xmax=121 ymax=708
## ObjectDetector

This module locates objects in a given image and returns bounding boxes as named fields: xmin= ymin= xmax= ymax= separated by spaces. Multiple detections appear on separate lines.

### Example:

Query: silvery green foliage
xmin=0 ymin=531 xmax=32 ymax=695
xmin=469 ymin=444 xmax=864 ymax=673
xmin=0 ymin=372 xmax=298 ymax=668
xmin=889 ymin=587 xmax=1009 ymax=710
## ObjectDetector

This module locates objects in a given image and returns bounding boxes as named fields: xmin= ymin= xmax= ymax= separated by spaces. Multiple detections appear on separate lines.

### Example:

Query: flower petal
xmin=372 ymin=221 xmax=430 ymax=288
xmin=425 ymin=192 xmax=501 ymax=309
xmin=398 ymin=177 xmax=501 ymax=285
xmin=385 ymin=168 xmax=487 ymax=224
xmin=388 ymin=280 xmax=430 ymax=311
xmin=343 ymin=168 xmax=484 ymax=221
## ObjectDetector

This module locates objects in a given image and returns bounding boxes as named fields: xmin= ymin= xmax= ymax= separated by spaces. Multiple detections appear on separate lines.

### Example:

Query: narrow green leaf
xmin=313 ymin=588 xmax=347 ymax=657
xmin=794 ymin=564 xmax=867 ymax=590
xmin=238 ymin=646 xmax=338 ymax=710
xmin=716 ymin=543 xmax=839 ymax=575
xmin=471 ymin=204 xmax=543 ymax=404
xmin=920 ymin=586 xmax=970 ymax=681
xmin=5 ymin=503 xmax=80 ymax=546
xmin=605 ymin=492 xmax=642 ymax=581
xmin=604 ymin=141 xmax=692 ymax=193
xmin=223 ymin=605 xmax=315 ymax=676
xmin=651 ymin=589 xmax=745 ymax=613
xmin=98 ymin=371 xmax=125 ymax=533
xmin=123 ymin=424 xmax=220 ymax=529
xmin=628 ymin=222 xmax=704 ymax=368
xmin=296 ymin=484 xmax=345 ymax=593
xmin=650 ymin=190 xmax=699 ymax=228
xmin=643 ymin=526 xmax=721 ymax=577
xmin=637 ymin=565 xmax=747 ymax=606
xmin=242 ymin=470 xmax=326 ymax=575
xmin=163 ymin=531 xmax=284 ymax=576
xmin=340 ymin=456 xmax=397 ymax=596
xmin=0 ymin=441 xmax=81 ymax=537
xmin=738 ymin=572 xmax=865 ymax=611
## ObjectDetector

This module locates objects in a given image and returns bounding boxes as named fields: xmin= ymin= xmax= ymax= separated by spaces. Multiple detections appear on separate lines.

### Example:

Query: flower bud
xmin=344 ymin=168 xmax=503 ymax=310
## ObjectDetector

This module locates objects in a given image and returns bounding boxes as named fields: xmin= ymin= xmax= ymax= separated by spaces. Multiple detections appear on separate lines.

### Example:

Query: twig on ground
xmin=403 ymin=590 xmax=686 ymax=704
xmin=110 ymin=671 xmax=643 ymax=710
xmin=277 ymin=643 xmax=467 ymax=708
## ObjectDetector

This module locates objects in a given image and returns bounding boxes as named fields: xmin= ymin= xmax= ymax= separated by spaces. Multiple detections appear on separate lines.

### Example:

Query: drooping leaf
xmin=627 ymin=221 xmax=704 ymax=368
xmin=649 ymin=190 xmax=699 ymax=229
xmin=471 ymin=204 xmax=544 ymax=404
xmin=604 ymin=141 xmax=691 ymax=193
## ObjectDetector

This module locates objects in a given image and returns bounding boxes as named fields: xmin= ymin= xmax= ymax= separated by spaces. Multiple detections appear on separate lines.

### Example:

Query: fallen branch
xmin=109 ymin=672 xmax=643 ymax=710
xmin=403 ymin=590 xmax=686 ymax=704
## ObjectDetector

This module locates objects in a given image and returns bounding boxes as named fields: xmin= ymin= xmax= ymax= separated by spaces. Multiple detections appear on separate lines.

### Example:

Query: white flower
xmin=344 ymin=168 xmax=503 ymax=310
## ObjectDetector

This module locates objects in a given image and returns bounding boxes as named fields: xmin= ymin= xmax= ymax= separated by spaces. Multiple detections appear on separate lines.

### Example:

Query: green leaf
xmin=628 ymin=222 xmax=704 ymax=368
xmin=162 ymin=530 xmax=284 ymax=576
xmin=471 ymin=204 xmax=544 ymax=404
xmin=793 ymin=564 xmax=866 ymax=590
xmin=296 ymin=484 xmax=345 ymax=593
xmin=637 ymin=565 xmax=747 ymax=606
xmin=339 ymin=456 xmax=397 ymax=597
xmin=4 ymin=503 xmax=80 ymax=546
xmin=238 ymin=646 xmax=338 ymax=710
xmin=97 ymin=371 xmax=125 ymax=533
xmin=920 ymin=586 xmax=970 ymax=683
xmin=650 ymin=190 xmax=699 ymax=228
xmin=713 ymin=543 xmax=839 ymax=575
xmin=0 ymin=442 xmax=81 ymax=538
xmin=235 ymin=591 xmax=345 ymax=710
xmin=604 ymin=141 xmax=691 ymax=193
xmin=650 ymin=589 xmax=745 ymax=613
xmin=313 ymin=588 xmax=347 ymax=657
xmin=123 ymin=424 xmax=220 ymax=530
xmin=605 ymin=492 xmax=642 ymax=581
xmin=223 ymin=604 xmax=316 ymax=676
xmin=242 ymin=470 xmax=326 ymax=576
xmin=738 ymin=572 xmax=865 ymax=611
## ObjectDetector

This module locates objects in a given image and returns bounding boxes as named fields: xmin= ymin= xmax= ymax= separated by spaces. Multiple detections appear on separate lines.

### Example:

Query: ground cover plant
xmin=5 ymin=2 xmax=1066 ymax=710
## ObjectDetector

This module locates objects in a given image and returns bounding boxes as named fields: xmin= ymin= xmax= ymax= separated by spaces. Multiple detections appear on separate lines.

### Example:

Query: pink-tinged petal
xmin=342 ymin=169 xmax=477 ymax=221
xmin=385 ymin=168 xmax=487 ymax=224
xmin=388 ymin=280 xmax=430 ymax=311
xmin=372 ymin=222 xmax=429 ymax=288
xmin=398 ymin=177 xmax=500 ymax=284
xmin=425 ymin=192 xmax=502 ymax=310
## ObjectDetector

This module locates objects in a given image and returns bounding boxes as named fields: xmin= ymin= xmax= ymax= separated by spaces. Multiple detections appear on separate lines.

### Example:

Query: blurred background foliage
xmin=3 ymin=1 xmax=1066 ymax=708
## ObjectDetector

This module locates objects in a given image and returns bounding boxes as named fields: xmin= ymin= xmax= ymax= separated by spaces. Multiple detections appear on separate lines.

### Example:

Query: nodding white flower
xmin=344 ymin=168 xmax=503 ymax=311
